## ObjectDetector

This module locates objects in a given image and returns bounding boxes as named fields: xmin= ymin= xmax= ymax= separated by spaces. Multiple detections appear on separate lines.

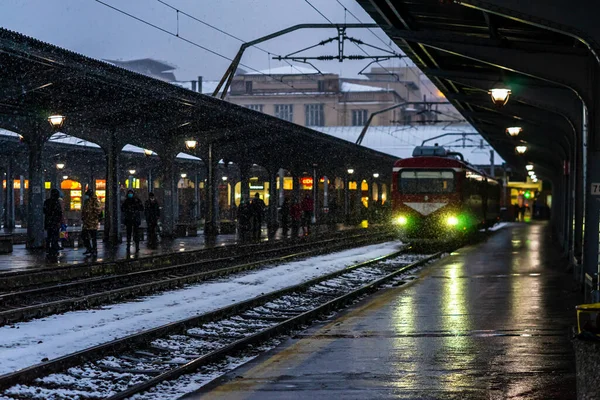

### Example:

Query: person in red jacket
xmin=290 ymin=198 xmax=302 ymax=238
xmin=300 ymin=194 xmax=314 ymax=236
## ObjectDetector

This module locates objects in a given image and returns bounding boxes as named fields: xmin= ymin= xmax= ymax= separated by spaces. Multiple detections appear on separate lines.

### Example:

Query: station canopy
xmin=357 ymin=0 xmax=583 ymax=174
xmin=0 ymin=27 xmax=396 ymax=175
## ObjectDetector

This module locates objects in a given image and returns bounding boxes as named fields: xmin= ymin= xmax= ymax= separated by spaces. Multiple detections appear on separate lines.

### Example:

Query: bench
xmin=0 ymin=234 xmax=13 ymax=254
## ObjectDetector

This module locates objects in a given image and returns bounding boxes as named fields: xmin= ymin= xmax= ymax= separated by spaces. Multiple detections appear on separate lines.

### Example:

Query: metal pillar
xmin=268 ymin=169 xmax=278 ymax=238
xmin=312 ymin=166 xmax=318 ymax=225
xmin=278 ymin=168 xmax=285 ymax=206
xmin=323 ymin=175 xmax=329 ymax=208
xmin=26 ymin=139 xmax=45 ymax=248
xmin=584 ymin=106 xmax=600 ymax=287
xmin=19 ymin=175 xmax=24 ymax=226
xmin=194 ymin=172 xmax=200 ymax=221
xmin=204 ymin=143 xmax=218 ymax=237
xmin=240 ymin=163 xmax=251 ymax=203
xmin=147 ymin=170 xmax=153 ymax=193
xmin=103 ymin=132 xmax=122 ymax=245
xmin=344 ymin=175 xmax=350 ymax=224
xmin=160 ymin=157 xmax=176 ymax=237
xmin=355 ymin=177 xmax=363 ymax=222
xmin=4 ymin=158 xmax=14 ymax=230
xmin=292 ymin=171 xmax=300 ymax=201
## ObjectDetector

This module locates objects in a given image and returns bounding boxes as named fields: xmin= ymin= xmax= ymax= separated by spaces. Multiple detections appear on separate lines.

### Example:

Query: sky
xmin=0 ymin=0 xmax=415 ymax=82
xmin=0 ymin=0 xmax=499 ymax=163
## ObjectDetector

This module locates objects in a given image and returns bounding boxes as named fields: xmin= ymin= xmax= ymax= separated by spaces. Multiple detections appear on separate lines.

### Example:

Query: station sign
xmin=301 ymin=177 xmax=313 ymax=190
xmin=592 ymin=183 xmax=600 ymax=195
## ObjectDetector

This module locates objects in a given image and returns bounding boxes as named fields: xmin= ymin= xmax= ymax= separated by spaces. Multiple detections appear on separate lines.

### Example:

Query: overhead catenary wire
xmin=94 ymin=0 xmax=353 ymax=122
xmin=333 ymin=0 xmax=439 ymax=100
xmin=303 ymin=0 xmax=400 ymax=84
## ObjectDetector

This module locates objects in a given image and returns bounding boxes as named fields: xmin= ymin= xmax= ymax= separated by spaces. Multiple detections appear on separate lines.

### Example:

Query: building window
xmin=245 ymin=81 xmax=253 ymax=94
xmin=275 ymin=104 xmax=294 ymax=122
xmin=245 ymin=104 xmax=264 ymax=112
xmin=352 ymin=109 xmax=368 ymax=126
xmin=305 ymin=104 xmax=324 ymax=126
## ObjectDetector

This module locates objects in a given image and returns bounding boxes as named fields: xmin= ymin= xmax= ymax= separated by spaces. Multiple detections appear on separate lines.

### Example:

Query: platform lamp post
xmin=128 ymin=169 xmax=136 ymax=191
xmin=345 ymin=168 xmax=354 ymax=225
xmin=55 ymin=162 xmax=65 ymax=189
xmin=144 ymin=149 xmax=153 ymax=192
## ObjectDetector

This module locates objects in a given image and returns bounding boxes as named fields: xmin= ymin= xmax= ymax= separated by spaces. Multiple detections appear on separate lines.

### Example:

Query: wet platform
xmin=190 ymin=222 xmax=580 ymax=400
xmin=0 ymin=224 xmax=349 ymax=274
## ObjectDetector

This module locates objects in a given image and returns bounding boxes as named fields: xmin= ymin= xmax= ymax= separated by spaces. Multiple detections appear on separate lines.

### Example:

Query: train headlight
xmin=396 ymin=216 xmax=408 ymax=226
xmin=446 ymin=216 xmax=459 ymax=226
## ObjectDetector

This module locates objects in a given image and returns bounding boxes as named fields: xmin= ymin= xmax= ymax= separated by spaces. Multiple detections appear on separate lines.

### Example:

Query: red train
xmin=392 ymin=146 xmax=501 ymax=240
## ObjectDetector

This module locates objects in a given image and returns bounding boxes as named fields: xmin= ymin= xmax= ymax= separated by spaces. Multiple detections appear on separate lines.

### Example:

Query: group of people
xmin=237 ymin=193 xmax=314 ymax=240
xmin=121 ymin=189 xmax=161 ymax=252
xmin=238 ymin=193 xmax=266 ymax=240
xmin=43 ymin=188 xmax=161 ymax=259
xmin=285 ymin=194 xmax=314 ymax=237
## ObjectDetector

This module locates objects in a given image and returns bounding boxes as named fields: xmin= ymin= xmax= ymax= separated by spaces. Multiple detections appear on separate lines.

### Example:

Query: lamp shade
xmin=489 ymin=88 xmax=511 ymax=107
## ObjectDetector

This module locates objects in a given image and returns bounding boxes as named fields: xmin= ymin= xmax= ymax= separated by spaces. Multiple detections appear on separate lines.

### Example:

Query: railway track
xmin=0 ymin=228 xmax=386 ymax=291
xmin=0 ymin=249 xmax=442 ymax=400
xmin=0 ymin=231 xmax=394 ymax=326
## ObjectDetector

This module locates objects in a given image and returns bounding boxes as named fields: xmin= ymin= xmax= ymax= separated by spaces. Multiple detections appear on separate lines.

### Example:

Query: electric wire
xmin=303 ymin=0 xmax=401 ymax=86
xmin=304 ymin=0 xmax=333 ymax=24
xmin=94 ymin=0 xmax=349 ymax=123
xmin=333 ymin=0 xmax=439 ymax=100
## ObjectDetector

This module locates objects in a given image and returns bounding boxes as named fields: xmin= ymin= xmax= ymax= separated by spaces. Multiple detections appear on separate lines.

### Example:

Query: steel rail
xmin=107 ymin=251 xmax=440 ymax=400
xmin=0 ymin=248 xmax=436 ymax=393
xmin=0 ymin=227 xmax=381 ymax=290
xmin=0 ymin=232 xmax=394 ymax=325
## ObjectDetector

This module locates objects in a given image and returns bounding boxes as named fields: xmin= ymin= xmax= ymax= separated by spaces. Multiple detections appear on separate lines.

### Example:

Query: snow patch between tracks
xmin=0 ymin=241 xmax=402 ymax=375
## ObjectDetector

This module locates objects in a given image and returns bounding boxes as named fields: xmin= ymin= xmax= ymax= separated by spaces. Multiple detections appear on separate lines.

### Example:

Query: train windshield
xmin=399 ymin=170 xmax=455 ymax=194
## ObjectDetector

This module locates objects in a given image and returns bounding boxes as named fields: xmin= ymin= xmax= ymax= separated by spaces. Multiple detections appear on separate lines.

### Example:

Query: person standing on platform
xmin=250 ymin=192 xmax=265 ymax=240
xmin=81 ymin=189 xmax=102 ymax=257
xmin=290 ymin=198 xmax=302 ymax=238
xmin=301 ymin=194 xmax=314 ymax=236
xmin=280 ymin=197 xmax=290 ymax=237
xmin=144 ymin=192 xmax=160 ymax=249
xmin=43 ymin=188 xmax=63 ymax=258
xmin=121 ymin=189 xmax=144 ymax=253
xmin=237 ymin=199 xmax=252 ymax=241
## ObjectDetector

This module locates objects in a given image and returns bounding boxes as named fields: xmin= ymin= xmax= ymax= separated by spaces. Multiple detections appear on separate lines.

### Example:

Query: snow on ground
xmin=0 ymin=242 xmax=402 ymax=375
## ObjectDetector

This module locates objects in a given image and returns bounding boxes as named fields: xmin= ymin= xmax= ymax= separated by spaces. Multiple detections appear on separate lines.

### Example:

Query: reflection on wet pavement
xmin=192 ymin=222 xmax=578 ymax=400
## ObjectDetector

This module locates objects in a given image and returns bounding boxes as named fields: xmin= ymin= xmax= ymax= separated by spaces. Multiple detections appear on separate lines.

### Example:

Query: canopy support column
xmin=103 ymin=130 xmax=123 ymax=246
xmin=267 ymin=168 xmax=278 ymax=238
xmin=26 ymin=137 xmax=45 ymax=248
xmin=204 ymin=142 xmax=219 ymax=238
xmin=159 ymin=155 xmax=176 ymax=238
xmin=4 ymin=158 xmax=14 ymax=230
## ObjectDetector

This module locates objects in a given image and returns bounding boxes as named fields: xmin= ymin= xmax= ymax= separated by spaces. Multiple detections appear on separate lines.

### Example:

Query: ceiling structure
xmin=356 ymin=0 xmax=584 ymax=179
xmin=0 ymin=27 xmax=396 ymax=178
